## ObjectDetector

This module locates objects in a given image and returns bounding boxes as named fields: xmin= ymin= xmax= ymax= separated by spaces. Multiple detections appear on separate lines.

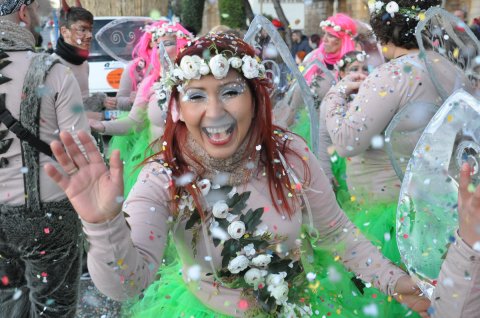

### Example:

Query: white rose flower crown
xmin=160 ymin=36 xmax=267 ymax=92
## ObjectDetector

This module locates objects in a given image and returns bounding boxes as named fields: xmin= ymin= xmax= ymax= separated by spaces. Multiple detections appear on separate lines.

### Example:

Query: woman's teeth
xmin=203 ymin=124 xmax=234 ymax=141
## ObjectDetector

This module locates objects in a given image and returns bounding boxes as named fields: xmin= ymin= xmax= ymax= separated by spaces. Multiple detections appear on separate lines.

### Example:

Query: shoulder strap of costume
xmin=0 ymin=93 xmax=53 ymax=157
xmin=19 ymin=53 xmax=60 ymax=209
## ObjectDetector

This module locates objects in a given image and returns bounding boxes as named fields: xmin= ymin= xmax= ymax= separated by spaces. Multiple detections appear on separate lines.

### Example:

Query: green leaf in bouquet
xmin=221 ymin=239 xmax=242 ymax=267
xmin=240 ymin=207 xmax=264 ymax=232
xmin=185 ymin=210 xmax=201 ymax=230
xmin=228 ymin=191 xmax=251 ymax=215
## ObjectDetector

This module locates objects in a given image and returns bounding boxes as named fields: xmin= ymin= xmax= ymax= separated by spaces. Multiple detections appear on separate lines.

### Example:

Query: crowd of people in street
xmin=0 ymin=0 xmax=479 ymax=317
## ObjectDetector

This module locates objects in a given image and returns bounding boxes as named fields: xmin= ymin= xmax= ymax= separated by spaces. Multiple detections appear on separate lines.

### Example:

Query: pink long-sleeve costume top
xmin=80 ymin=133 xmax=480 ymax=317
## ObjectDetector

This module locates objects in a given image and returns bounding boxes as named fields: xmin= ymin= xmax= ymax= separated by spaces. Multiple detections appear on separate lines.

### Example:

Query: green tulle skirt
xmin=108 ymin=126 xmax=154 ymax=197
xmin=124 ymin=238 xmax=415 ymax=318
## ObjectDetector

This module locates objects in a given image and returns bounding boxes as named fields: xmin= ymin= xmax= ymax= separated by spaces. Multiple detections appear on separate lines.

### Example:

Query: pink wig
xmin=139 ymin=21 xmax=192 ymax=98
xmin=128 ymin=20 xmax=192 ymax=93
xmin=304 ymin=13 xmax=357 ymax=84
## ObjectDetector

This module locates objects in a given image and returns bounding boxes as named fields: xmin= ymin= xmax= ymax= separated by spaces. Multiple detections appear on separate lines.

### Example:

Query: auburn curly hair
xmin=370 ymin=0 xmax=441 ymax=49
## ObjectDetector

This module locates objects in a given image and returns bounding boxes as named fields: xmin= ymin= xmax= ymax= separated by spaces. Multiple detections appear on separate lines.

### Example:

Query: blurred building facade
xmin=249 ymin=0 xmax=480 ymax=36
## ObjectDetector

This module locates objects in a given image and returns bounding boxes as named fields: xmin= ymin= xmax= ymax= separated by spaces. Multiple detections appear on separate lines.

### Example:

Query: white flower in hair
xmin=212 ymin=200 xmax=229 ymax=218
xmin=229 ymin=57 xmax=243 ymax=69
xmin=241 ymin=55 xmax=260 ymax=79
xmin=199 ymin=60 xmax=210 ymax=75
xmin=268 ymin=282 xmax=289 ymax=305
xmin=251 ymin=254 xmax=273 ymax=267
xmin=172 ymin=68 xmax=186 ymax=81
xmin=227 ymin=255 xmax=249 ymax=274
xmin=337 ymin=59 xmax=345 ymax=67
xmin=228 ymin=220 xmax=246 ymax=239
xmin=357 ymin=53 xmax=366 ymax=62
xmin=333 ymin=25 xmax=341 ymax=32
xmin=180 ymin=55 xmax=201 ymax=80
xmin=375 ymin=1 xmax=384 ymax=11
xmin=244 ymin=268 xmax=268 ymax=290
xmin=208 ymin=54 xmax=230 ymax=79
xmin=386 ymin=1 xmax=399 ymax=17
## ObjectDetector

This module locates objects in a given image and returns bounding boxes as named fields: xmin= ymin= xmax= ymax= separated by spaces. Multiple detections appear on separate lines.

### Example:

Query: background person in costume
xmin=323 ymin=0 xmax=475 ymax=282
xmin=45 ymin=33 xmax=480 ymax=318
xmin=53 ymin=0 xmax=116 ymax=112
xmin=89 ymin=21 xmax=191 ymax=195
xmin=0 ymin=0 xmax=91 ymax=316
xmin=112 ymin=19 xmax=170 ymax=111
xmin=319 ymin=50 xmax=370 ymax=194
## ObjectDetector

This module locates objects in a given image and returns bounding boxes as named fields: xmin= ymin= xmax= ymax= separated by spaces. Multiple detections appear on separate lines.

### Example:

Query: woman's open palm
xmin=44 ymin=130 xmax=124 ymax=224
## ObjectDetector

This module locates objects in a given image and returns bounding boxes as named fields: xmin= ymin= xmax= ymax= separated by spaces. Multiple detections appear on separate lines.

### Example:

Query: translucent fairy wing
xmin=384 ymin=101 xmax=439 ymax=180
xmin=396 ymin=90 xmax=480 ymax=298
xmin=94 ymin=17 xmax=154 ymax=63
xmin=244 ymin=16 xmax=319 ymax=155
xmin=416 ymin=7 xmax=480 ymax=100
xmin=157 ymin=40 xmax=174 ymax=79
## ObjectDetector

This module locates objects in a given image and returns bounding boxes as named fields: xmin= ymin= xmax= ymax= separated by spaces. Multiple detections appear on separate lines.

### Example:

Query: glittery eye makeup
xmin=182 ymin=90 xmax=206 ymax=102
xmin=181 ymin=81 xmax=247 ymax=104
xmin=219 ymin=83 xmax=246 ymax=101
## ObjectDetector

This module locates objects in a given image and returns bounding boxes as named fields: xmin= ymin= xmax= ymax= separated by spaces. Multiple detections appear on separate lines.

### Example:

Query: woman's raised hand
xmin=339 ymin=73 xmax=367 ymax=96
xmin=44 ymin=130 xmax=124 ymax=224
xmin=458 ymin=163 xmax=480 ymax=248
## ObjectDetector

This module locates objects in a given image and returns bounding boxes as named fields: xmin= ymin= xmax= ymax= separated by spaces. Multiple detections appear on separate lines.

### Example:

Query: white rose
xmin=229 ymin=57 xmax=242 ymax=69
xmin=266 ymin=272 xmax=287 ymax=287
xmin=357 ymin=53 xmax=365 ymax=62
xmin=172 ymin=67 xmax=185 ymax=81
xmin=212 ymin=200 xmax=229 ymax=219
xmin=241 ymin=55 xmax=259 ymax=79
xmin=208 ymin=54 xmax=230 ymax=79
xmin=375 ymin=1 xmax=384 ymax=10
xmin=319 ymin=21 xmax=326 ymax=27
xmin=337 ymin=59 xmax=345 ymax=68
xmin=227 ymin=221 xmax=246 ymax=239
xmin=197 ymin=179 xmax=211 ymax=196
xmin=180 ymin=56 xmax=201 ymax=80
xmin=251 ymin=254 xmax=273 ymax=267
xmin=333 ymin=25 xmax=341 ymax=32
xmin=199 ymin=60 xmax=210 ymax=75
xmin=267 ymin=282 xmax=289 ymax=305
xmin=386 ymin=1 xmax=399 ymax=17
xmin=244 ymin=268 xmax=267 ymax=290
xmin=227 ymin=255 xmax=249 ymax=274
xmin=243 ymin=243 xmax=256 ymax=257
